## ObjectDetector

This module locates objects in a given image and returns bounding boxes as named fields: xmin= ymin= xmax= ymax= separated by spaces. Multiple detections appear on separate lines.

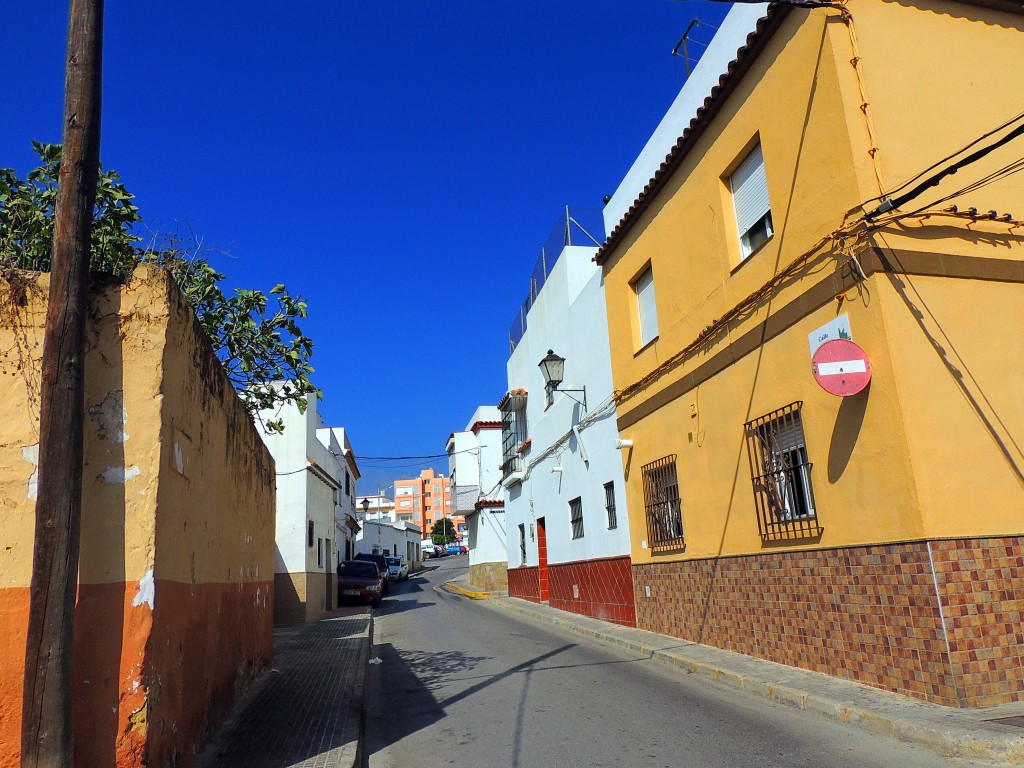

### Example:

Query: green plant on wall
xmin=0 ymin=141 xmax=320 ymax=431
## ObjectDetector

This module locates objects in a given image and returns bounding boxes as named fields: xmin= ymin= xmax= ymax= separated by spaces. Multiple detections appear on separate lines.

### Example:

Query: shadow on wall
xmin=73 ymin=283 xmax=130 ymax=767
xmin=827 ymin=387 xmax=868 ymax=483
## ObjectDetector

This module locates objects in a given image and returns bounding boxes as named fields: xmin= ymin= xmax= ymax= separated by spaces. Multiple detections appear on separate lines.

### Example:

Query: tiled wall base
xmin=549 ymin=557 xmax=636 ymax=627
xmin=633 ymin=536 xmax=1024 ymax=707
xmin=508 ymin=566 xmax=540 ymax=603
xmin=470 ymin=561 xmax=509 ymax=593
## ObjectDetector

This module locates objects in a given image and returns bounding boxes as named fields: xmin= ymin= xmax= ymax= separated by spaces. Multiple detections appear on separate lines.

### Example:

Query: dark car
xmin=337 ymin=560 xmax=384 ymax=607
xmin=353 ymin=552 xmax=390 ymax=593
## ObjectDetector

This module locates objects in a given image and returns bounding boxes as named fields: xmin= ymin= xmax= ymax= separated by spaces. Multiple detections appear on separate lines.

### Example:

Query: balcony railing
xmin=508 ymin=206 xmax=605 ymax=353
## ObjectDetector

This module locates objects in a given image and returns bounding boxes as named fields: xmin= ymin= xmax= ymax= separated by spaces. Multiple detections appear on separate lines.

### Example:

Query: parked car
xmin=459 ymin=545 xmax=468 ymax=554
xmin=353 ymin=552 xmax=390 ymax=593
xmin=386 ymin=555 xmax=409 ymax=581
xmin=446 ymin=543 xmax=461 ymax=556
xmin=337 ymin=560 xmax=384 ymax=608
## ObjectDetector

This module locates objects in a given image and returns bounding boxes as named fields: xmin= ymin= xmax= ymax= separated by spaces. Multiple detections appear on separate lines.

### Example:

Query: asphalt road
xmin=364 ymin=558 xmax=991 ymax=768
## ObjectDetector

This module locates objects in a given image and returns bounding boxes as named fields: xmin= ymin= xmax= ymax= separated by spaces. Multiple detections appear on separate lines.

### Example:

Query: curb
xmin=441 ymin=580 xmax=492 ymax=600
xmin=486 ymin=596 xmax=1024 ymax=765
xmin=341 ymin=612 xmax=373 ymax=768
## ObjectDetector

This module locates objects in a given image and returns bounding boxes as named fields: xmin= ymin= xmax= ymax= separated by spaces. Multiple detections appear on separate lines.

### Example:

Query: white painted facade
xmin=257 ymin=395 xmax=362 ymax=620
xmin=356 ymin=519 xmax=423 ymax=566
xmin=447 ymin=406 xmax=506 ymax=567
xmin=318 ymin=426 xmax=361 ymax=563
xmin=603 ymin=3 xmax=770 ymax=235
xmin=502 ymin=245 xmax=630 ymax=568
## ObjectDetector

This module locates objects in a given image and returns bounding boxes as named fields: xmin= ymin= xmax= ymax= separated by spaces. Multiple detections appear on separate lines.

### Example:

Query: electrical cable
xmin=869 ymin=110 xmax=1024 ymax=205
xmin=865 ymin=121 xmax=1024 ymax=221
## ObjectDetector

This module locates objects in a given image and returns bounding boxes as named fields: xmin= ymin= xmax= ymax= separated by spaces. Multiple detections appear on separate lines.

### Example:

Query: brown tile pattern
xmin=508 ymin=566 xmax=541 ymax=603
xmin=633 ymin=536 xmax=1024 ymax=707
xmin=549 ymin=557 xmax=637 ymax=627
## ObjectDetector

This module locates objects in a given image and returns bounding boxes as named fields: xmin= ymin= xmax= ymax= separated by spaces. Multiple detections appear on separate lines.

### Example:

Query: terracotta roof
xmin=595 ymin=4 xmax=791 ymax=266
xmin=474 ymin=499 xmax=505 ymax=510
xmin=471 ymin=420 xmax=502 ymax=433
xmin=497 ymin=388 xmax=528 ymax=411
xmin=596 ymin=0 xmax=1023 ymax=268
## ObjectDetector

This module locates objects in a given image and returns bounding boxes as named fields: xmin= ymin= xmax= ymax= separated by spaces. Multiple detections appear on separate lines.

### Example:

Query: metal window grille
xmin=500 ymin=395 xmax=528 ymax=476
xmin=307 ymin=520 xmax=314 ymax=548
xmin=604 ymin=481 xmax=617 ymax=530
xmin=569 ymin=497 xmax=584 ymax=540
xmin=519 ymin=523 xmax=527 ymax=563
xmin=744 ymin=402 xmax=822 ymax=542
xmin=641 ymin=455 xmax=684 ymax=551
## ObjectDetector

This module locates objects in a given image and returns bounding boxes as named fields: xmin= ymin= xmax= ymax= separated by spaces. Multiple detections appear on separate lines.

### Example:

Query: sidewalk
xmin=442 ymin=576 xmax=1024 ymax=765
xmin=197 ymin=606 xmax=372 ymax=768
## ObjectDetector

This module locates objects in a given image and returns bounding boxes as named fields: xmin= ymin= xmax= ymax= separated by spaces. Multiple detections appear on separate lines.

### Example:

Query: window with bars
xmin=500 ymin=393 xmax=528 ymax=476
xmin=519 ymin=523 xmax=527 ymax=564
xmin=633 ymin=266 xmax=659 ymax=347
xmin=569 ymin=496 xmax=584 ymax=539
xmin=731 ymin=141 xmax=773 ymax=258
xmin=744 ymin=402 xmax=822 ymax=542
xmin=604 ymin=481 xmax=617 ymax=530
xmin=641 ymin=455 xmax=684 ymax=551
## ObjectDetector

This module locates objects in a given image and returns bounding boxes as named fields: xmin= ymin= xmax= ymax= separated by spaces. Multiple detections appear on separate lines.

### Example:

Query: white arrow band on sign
xmin=817 ymin=360 xmax=867 ymax=376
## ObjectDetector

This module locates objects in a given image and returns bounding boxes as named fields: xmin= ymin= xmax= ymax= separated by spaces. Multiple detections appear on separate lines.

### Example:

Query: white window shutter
xmin=635 ymin=267 xmax=658 ymax=346
xmin=731 ymin=143 xmax=770 ymax=237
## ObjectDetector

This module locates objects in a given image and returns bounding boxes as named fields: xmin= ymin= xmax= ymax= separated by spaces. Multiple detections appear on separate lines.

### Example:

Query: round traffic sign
xmin=811 ymin=338 xmax=871 ymax=396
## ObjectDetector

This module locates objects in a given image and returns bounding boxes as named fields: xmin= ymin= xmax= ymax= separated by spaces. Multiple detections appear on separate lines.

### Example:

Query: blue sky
xmin=1 ymin=1 xmax=731 ymax=496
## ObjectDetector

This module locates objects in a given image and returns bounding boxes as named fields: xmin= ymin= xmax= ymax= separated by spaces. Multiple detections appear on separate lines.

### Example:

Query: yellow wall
xmin=601 ymin=0 xmax=1024 ymax=566
xmin=0 ymin=266 xmax=276 ymax=768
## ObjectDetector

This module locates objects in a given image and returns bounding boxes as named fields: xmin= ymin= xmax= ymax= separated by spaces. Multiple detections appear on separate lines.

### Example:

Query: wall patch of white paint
xmin=132 ymin=569 xmax=155 ymax=609
xmin=22 ymin=443 xmax=39 ymax=500
xmin=101 ymin=465 xmax=141 ymax=484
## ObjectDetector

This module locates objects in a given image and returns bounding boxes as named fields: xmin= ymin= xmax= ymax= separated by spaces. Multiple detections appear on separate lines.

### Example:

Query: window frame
xmin=744 ymin=401 xmax=822 ymax=542
xmin=604 ymin=481 xmax=617 ymax=530
xmin=569 ymin=496 xmax=585 ymax=540
xmin=500 ymin=393 xmax=529 ymax=476
xmin=640 ymin=455 xmax=684 ymax=552
xmin=730 ymin=141 xmax=773 ymax=259
xmin=632 ymin=265 xmax=659 ymax=348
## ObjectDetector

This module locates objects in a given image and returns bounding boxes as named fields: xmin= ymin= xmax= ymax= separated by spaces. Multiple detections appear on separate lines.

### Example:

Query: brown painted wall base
xmin=0 ymin=578 xmax=271 ymax=768
xmin=274 ymin=571 xmax=328 ymax=626
xmin=633 ymin=536 xmax=1024 ymax=707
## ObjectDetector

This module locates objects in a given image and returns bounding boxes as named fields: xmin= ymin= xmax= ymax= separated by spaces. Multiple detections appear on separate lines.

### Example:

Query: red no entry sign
xmin=811 ymin=339 xmax=871 ymax=396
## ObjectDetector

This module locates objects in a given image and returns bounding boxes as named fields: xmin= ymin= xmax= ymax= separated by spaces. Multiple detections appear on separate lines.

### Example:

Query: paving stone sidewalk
xmin=198 ymin=607 xmax=373 ymax=768
xmin=443 ymin=576 xmax=1024 ymax=766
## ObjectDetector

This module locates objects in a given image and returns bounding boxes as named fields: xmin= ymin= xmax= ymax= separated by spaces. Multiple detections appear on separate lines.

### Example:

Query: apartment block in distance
xmin=394 ymin=468 xmax=455 ymax=538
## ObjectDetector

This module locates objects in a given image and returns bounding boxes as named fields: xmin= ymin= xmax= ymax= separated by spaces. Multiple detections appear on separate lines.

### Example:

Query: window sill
xmin=634 ymin=335 xmax=659 ymax=358
xmin=730 ymin=233 xmax=775 ymax=275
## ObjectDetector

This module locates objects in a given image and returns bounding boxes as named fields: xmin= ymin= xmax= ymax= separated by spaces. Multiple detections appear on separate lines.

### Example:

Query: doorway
xmin=537 ymin=516 xmax=549 ymax=602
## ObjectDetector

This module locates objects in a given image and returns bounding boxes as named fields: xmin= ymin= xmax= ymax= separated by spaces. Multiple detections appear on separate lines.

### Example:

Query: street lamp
xmin=360 ymin=497 xmax=369 ymax=520
xmin=538 ymin=349 xmax=587 ymax=411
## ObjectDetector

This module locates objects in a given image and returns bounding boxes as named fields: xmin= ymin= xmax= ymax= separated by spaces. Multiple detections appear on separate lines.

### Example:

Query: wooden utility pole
xmin=21 ymin=1 xmax=104 ymax=766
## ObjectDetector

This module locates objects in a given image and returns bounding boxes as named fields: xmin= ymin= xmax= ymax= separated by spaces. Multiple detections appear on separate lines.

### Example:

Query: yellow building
xmin=597 ymin=0 xmax=1024 ymax=708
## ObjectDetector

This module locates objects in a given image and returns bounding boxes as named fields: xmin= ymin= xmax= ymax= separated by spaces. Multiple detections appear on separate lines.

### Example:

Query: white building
xmin=501 ymin=218 xmax=635 ymax=625
xmin=318 ymin=426 xmax=362 ymax=562
xmin=257 ymin=396 xmax=360 ymax=625
xmin=447 ymin=406 xmax=506 ymax=592
xmin=356 ymin=519 xmax=422 ymax=568
xmin=356 ymin=494 xmax=397 ymax=523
